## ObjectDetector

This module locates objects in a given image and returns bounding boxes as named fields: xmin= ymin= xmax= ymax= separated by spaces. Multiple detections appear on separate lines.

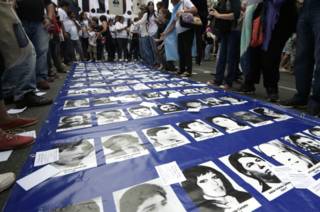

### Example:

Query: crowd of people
xmin=0 ymin=0 xmax=319 ymax=195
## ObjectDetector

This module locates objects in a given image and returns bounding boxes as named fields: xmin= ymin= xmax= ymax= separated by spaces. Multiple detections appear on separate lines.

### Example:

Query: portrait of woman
xmin=207 ymin=115 xmax=250 ymax=133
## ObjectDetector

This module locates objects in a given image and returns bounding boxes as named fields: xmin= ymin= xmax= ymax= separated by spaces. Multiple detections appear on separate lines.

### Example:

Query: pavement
xmin=0 ymin=59 xmax=303 ymax=209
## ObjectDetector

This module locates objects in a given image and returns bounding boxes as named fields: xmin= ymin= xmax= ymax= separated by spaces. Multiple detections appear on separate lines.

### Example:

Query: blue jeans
xmin=204 ymin=44 xmax=213 ymax=60
xmin=140 ymin=36 xmax=155 ymax=65
xmin=2 ymin=46 xmax=37 ymax=101
xmin=22 ymin=21 xmax=49 ymax=82
xmin=294 ymin=0 xmax=320 ymax=102
xmin=215 ymin=30 xmax=241 ymax=86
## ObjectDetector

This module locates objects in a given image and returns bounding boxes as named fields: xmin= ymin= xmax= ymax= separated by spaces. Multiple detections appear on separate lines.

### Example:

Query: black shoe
xmin=266 ymin=87 xmax=279 ymax=102
xmin=4 ymin=96 xmax=14 ymax=105
xmin=280 ymin=97 xmax=308 ymax=108
xmin=237 ymin=84 xmax=255 ymax=94
xmin=177 ymin=71 xmax=185 ymax=75
xmin=307 ymin=98 xmax=320 ymax=116
xmin=15 ymin=92 xmax=53 ymax=109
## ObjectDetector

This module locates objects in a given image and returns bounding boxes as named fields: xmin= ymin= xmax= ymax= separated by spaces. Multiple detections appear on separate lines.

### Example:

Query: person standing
xmin=16 ymin=0 xmax=55 ymax=90
xmin=282 ymin=0 xmax=320 ymax=116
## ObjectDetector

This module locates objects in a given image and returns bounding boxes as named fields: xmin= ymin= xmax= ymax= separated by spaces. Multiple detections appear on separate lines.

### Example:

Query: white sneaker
xmin=0 ymin=172 xmax=15 ymax=192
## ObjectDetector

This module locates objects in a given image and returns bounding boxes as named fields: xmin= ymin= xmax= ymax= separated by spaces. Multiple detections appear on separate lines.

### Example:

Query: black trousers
xmin=244 ymin=0 xmax=297 ymax=90
xmin=116 ymin=38 xmax=128 ymax=60
xmin=106 ymin=36 xmax=116 ymax=61
xmin=178 ymin=29 xmax=194 ymax=73
xmin=130 ymin=38 xmax=139 ymax=60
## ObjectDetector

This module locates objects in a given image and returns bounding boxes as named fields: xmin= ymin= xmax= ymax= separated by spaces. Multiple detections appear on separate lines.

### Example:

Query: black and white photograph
xmin=207 ymin=115 xmax=251 ymax=133
xmin=284 ymin=133 xmax=320 ymax=155
xmin=110 ymin=79 xmax=126 ymax=85
xmin=96 ymin=109 xmax=128 ymax=126
xmin=200 ymin=97 xmax=228 ymax=107
xmin=232 ymin=111 xmax=273 ymax=127
xmin=255 ymin=140 xmax=320 ymax=175
xmin=182 ymin=161 xmax=261 ymax=212
xmin=57 ymin=113 xmax=92 ymax=132
xmin=88 ymin=88 xmax=111 ymax=94
xmin=67 ymin=89 xmax=88 ymax=96
xmin=220 ymin=149 xmax=292 ymax=201
xmin=131 ymin=83 xmax=150 ymax=91
xmin=53 ymin=197 xmax=104 ymax=212
xmin=93 ymin=97 xmax=117 ymax=106
xmin=148 ymin=83 xmax=167 ymax=89
xmin=177 ymin=119 xmax=223 ymax=141
xmin=72 ymin=78 xmax=86 ymax=82
xmin=90 ymin=82 xmax=107 ymax=87
xmin=113 ymin=178 xmax=186 ymax=212
xmin=158 ymin=102 xmax=184 ymax=114
xmin=141 ymin=92 xmax=164 ymax=100
xmin=88 ymin=76 xmax=103 ymax=81
xmin=304 ymin=126 xmax=320 ymax=138
xmin=181 ymin=88 xmax=202 ymax=96
xmin=250 ymin=107 xmax=292 ymax=121
xmin=198 ymin=87 xmax=217 ymax=94
xmin=52 ymin=139 xmax=97 ymax=177
xmin=69 ymin=82 xmax=87 ymax=88
xmin=117 ymin=94 xmax=142 ymax=103
xmin=112 ymin=85 xmax=131 ymax=93
xmin=143 ymin=125 xmax=190 ymax=152
xmin=160 ymin=90 xmax=184 ymax=98
xmin=101 ymin=132 xmax=149 ymax=164
xmin=166 ymin=82 xmax=182 ymax=88
xmin=126 ymin=80 xmax=140 ymax=84
xmin=181 ymin=100 xmax=207 ymax=111
xmin=127 ymin=106 xmax=159 ymax=119
xmin=218 ymin=96 xmax=247 ymax=105
xmin=63 ymin=98 xmax=90 ymax=110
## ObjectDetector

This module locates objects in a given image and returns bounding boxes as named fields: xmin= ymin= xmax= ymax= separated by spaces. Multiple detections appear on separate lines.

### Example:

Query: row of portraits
xmin=51 ymin=125 xmax=320 ymax=211
xmin=57 ymin=106 xmax=291 ymax=134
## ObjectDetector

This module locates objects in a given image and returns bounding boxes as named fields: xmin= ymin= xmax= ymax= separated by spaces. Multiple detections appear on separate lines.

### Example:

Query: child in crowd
xmin=88 ymin=20 xmax=98 ymax=61
xmin=129 ymin=18 xmax=140 ymax=61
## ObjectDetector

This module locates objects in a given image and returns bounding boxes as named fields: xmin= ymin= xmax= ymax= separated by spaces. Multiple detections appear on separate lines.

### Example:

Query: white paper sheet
xmin=140 ymin=102 xmax=157 ymax=108
xmin=271 ymin=166 xmax=292 ymax=182
xmin=192 ymin=83 xmax=207 ymax=87
xmin=287 ymin=172 xmax=316 ymax=189
xmin=17 ymin=165 xmax=60 ymax=191
xmin=308 ymin=179 xmax=320 ymax=197
xmin=34 ymin=148 xmax=59 ymax=167
xmin=155 ymin=161 xmax=186 ymax=185
xmin=18 ymin=130 xmax=37 ymax=138
xmin=0 ymin=150 xmax=13 ymax=162
xmin=35 ymin=92 xmax=46 ymax=96
xmin=187 ymin=108 xmax=201 ymax=113
xmin=7 ymin=107 xmax=27 ymax=114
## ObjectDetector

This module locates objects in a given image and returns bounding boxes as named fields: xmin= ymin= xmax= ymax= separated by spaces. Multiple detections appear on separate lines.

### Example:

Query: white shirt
xmin=115 ymin=22 xmax=128 ymax=39
xmin=109 ymin=25 xmax=116 ymax=39
xmin=64 ymin=19 xmax=79 ymax=40
xmin=136 ymin=13 xmax=148 ymax=35
xmin=58 ymin=8 xmax=68 ymax=26
xmin=88 ymin=31 xmax=97 ymax=46
xmin=175 ymin=0 xmax=195 ymax=34
xmin=148 ymin=14 xmax=158 ymax=37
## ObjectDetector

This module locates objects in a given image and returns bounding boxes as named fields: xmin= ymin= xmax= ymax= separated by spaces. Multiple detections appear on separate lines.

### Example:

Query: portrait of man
xmin=57 ymin=114 xmax=92 ymax=132
xmin=181 ymin=100 xmax=206 ymax=111
xmin=220 ymin=150 xmax=292 ymax=200
xmin=305 ymin=126 xmax=320 ymax=138
xmin=93 ymin=97 xmax=117 ymax=106
xmin=232 ymin=111 xmax=273 ymax=127
xmin=198 ymin=87 xmax=217 ymax=94
xmin=85 ymin=88 xmax=111 ymax=94
xmin=96 ymin=109 xmax=128 ymax=125
xmin=113 ymin=178 xmax=186 ymax=212
xmin=149 ymin=83 xmax=167 ymax=89
xmin=53 ymin=197 xmax=103 ymax=212
xmin=128 ymin=106 xmax=158 ymax=119
xmin=219 ymin=96 xmax=247 ymax=105
xmin=250 ymin=107 xmax=291 ymax=121
xmin=158 ymin=103 xmax=183 ymax=114
xmin=63 ymin=98 xmax=90 ymax=110
xmin=200 ymin=97 xmax=228 ymax=107
xmin=101 ymin=132 xmax=149 ymax=163
xmin=53 ymin=139 xmax=97 ymax=177
xmin=256 ymin=140 xmax=319 ymax=174
xmin=112 ymin=85 xmax=131 ymax=93
xmin=160 ymin=90 xmax=184 ymax=98
xmin=178 ymin=119 xmax=223 ymax=141
xmin=90 ymin=82 xmax=107 ymax=87
xmin=143 ymin=125 xmax=190 ymax=152
xmin=141 ymin=92 xmax=164 ymax=100
xmin=207 ymin=115 xmax=250 ymax=133
xmin=182 ymin=162 xmax=260 ymax=212
xmin=284 ymin=133 xmax=320 ymax=155
xmin=167 ymin=82 xmax=181 ymax=88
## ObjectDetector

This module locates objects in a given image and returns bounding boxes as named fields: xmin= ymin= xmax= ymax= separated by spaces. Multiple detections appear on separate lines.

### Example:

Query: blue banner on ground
xmin=4 ymin=62 xmax=320 ymax=212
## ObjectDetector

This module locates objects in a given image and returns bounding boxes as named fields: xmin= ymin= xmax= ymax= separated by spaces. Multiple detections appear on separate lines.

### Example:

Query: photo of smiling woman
xmin=182 ymin=162 xmax=260 ymax=212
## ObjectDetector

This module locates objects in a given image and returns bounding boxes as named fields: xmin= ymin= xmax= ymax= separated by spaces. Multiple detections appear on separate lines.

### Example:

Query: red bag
xmin=250 ymin=16 xmax=264 ymax=47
